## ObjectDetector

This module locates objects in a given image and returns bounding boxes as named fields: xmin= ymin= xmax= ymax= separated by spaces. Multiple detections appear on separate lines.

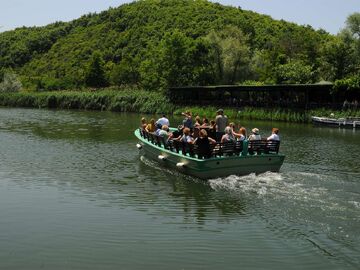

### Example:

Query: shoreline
xmin=0 ymin=90 xmax=359 ymax=123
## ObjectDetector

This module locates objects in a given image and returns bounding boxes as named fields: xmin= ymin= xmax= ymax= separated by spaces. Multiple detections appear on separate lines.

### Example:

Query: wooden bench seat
xmin=248 ymin=139 xmax=280 ymax=154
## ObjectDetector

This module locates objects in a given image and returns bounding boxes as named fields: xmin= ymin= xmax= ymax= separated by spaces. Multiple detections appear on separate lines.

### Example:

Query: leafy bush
xmin=0 ymin=72 xmax=22 ymax=92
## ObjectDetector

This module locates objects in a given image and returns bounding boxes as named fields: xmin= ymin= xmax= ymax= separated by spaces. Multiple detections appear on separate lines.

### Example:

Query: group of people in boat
xmin=140 ymin=109 xmax=280 ymax=154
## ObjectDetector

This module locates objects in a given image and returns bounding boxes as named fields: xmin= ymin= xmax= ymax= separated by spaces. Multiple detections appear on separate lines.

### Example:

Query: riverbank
xmin=0 ymin=90 xmax=359 ymax=123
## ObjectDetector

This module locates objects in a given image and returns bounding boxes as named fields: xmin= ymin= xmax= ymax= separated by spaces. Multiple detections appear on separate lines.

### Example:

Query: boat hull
xmin=135 ymin=130 xmax=285 ymax=180
xmin=312 ymin=116 xmax=360 ymax=128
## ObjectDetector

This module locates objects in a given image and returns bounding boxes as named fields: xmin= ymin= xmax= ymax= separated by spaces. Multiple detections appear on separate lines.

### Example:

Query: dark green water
xmin=0 ymin=108 xmax=359 ymax=269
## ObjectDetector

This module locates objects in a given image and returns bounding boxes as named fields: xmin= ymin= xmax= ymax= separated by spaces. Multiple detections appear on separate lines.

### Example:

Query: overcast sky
xmin=0 ymin=0 xmax=359 ymax=34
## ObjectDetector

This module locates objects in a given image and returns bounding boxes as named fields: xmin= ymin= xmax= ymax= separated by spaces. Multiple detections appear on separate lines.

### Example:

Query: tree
xmin=346 ymin=13 xmax=360 ymax=39
xmin=320 ymin=37 xmax=354 ymax=81
xmin=275 ymin=60 xmax=315 ymax=84
xmin=206 ymin=26 xmax=251 ymax=84
xmin=140 ymin=30 xmax=214 ymax=90
xmin=84 ymin=51 xmax=108 ymax=88
xmin=0 ymin=70 xmax=22 ymax=92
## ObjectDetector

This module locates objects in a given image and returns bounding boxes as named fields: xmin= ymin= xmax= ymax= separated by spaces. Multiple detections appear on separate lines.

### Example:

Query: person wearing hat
xmin=248 ymin=128 xmax=261 ymax=141
xmin=215 ymin=108 xmax=228 ymax=141
xmin=267 ymin=128 xmax=280 ymax=141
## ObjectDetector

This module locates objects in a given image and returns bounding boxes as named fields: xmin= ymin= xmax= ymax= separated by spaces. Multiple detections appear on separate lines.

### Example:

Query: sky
xmin=0 ymin=0 xmax=359 ymax=34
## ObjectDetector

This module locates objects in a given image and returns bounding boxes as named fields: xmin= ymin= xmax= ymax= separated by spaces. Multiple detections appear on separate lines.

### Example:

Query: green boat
xmin=135 ymin=129 xmax=285 ymax=180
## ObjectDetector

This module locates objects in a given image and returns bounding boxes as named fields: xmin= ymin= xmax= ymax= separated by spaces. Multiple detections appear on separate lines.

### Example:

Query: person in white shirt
xmin=156 ymin=114 xmax=170 ymax=127
xmin=267 ymin=128 xmax=280 ymax=141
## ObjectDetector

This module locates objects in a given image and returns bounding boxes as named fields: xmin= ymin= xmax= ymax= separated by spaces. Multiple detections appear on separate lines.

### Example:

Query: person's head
xmin=150 ymin=118 xmax=155 ymax=125
xmin=162 ymin=125 xmax=168 ymax=131
xmin=229 ymin=122 xmax=235 ymax=130
xmin=239 ymin=127 xmax=246 ymax=136
xmin=217 ymin=108 xmax=224 ymax=115
xmin=272 ymin=128 xmax=279 ymax=134
xmin=210 ymin=120 xmax=215 ymax=126
xmin=203 ymin=117 xmax=209 ymax=124
xmin=141 ymin=117 xmax=147 ymax=124
xmin=199 ymin=129 xmax=208 ymax=138
xmin=195 ymin=115 xmax=201 ymax=123
xmin=183 ymin=111 xmax=191 ymax=117
xmin=252 ymin=128 xmax=259 ymax=135
xmin=156 ymin=123 xmax=162 ymax=130
xmin=162 ymin=114 xmax=166 ymax=118
xmin=224 ymin=126 xmax=232 ymax=134
xmin=183 ymin=127 xmax=191 ymax=135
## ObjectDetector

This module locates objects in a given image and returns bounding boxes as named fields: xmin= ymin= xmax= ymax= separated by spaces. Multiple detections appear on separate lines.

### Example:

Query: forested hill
xmin=0 ymin=0 xmax=358 ymax=91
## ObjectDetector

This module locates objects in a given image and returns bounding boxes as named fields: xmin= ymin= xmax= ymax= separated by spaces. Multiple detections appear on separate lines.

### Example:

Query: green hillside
xmin=0 ymin=0 xmax=359 ymax=91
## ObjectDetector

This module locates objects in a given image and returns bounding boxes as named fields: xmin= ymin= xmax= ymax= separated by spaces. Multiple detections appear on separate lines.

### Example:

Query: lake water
xmin=0 ymin=108 xmax=359 ymax=269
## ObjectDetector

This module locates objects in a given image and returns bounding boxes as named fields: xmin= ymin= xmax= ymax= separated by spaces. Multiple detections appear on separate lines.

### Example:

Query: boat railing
xmin=248 ymin=139 xmax=280 ymax=155
xmin=139 ymin=129 xmax=281 ymax=159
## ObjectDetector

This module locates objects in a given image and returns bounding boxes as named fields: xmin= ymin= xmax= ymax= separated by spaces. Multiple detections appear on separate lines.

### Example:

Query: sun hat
xmin=252 ymin=128 xmax=259 ymax=134
xmin=217 ymin=108 xmax=224 ymax=113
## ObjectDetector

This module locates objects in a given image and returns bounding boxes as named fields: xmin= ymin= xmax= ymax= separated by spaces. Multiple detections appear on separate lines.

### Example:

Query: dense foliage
xmin=0 ymin=88 xmax=172 ymax=113
xmin=0 ymin=0 xmax=359 ymax=93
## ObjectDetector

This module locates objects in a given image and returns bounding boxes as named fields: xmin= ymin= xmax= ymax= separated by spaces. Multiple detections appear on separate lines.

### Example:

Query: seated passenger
xmin=234 ymin=127 xmax=247 ymax=141
xmin=178 ymin=127 xmax=194 ymax=144
xmin=267 ymin=128 xmax=280 ymax=141
xmin=200 ymin=117 xmax=210 ymax=128
xmin=248 ymin=128 xmax=261 ymax=141
xmin=145 ymin=118 xmax=156 ymax=133
xmin=221 ymin=126 xmax=236 ymax=143
xmin=140 ymin=117 xmax=147 ymax=130
xmin=155 ymin=123 xmax=163 ymax=136
xmin=229 ymin=122 xmax=236 ymax=131
xmin=158 ymin=125 xmax=172 ymax=143
xmin=193 ymin=115 xmax=202 ymax=127
xmin=193 ymin=129 xmax=216 ymax=159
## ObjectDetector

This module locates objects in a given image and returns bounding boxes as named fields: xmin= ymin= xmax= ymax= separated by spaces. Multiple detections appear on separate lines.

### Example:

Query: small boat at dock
xmin=311 ymin=116 xmax=360 ymax=128
xmin=135 ymin=128 xmax=285 ymax=180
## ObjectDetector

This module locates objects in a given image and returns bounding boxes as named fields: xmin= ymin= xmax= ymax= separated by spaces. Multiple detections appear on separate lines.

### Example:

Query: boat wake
xmin=209 ymin=172 xmax=284 ymax=196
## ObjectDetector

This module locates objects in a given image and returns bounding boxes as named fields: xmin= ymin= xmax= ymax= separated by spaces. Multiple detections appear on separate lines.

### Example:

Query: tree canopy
xmin=0 ymin=0 xmax=359 ymax=91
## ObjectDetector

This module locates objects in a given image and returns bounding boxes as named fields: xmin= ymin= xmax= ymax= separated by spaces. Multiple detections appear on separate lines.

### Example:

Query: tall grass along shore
xmin=0 ymin=89 xmax=358 ymax=123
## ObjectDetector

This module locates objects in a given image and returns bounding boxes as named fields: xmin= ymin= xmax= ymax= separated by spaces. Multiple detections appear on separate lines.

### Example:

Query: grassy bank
xmin=0 ymin=90 xmax=359 ymax=123
xmin=174 ymin=106 xmax=360 ymax=123
xmin=0 ymin=89 xmax=173 ymax=114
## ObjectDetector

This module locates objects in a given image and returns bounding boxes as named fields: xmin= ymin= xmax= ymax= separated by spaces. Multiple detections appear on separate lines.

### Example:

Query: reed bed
xmin=0 ymin=90 xmax=358 ymax=123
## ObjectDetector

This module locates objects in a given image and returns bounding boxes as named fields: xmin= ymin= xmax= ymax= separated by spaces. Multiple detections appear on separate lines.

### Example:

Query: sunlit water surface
xmin=0 ymin=108 xmax=359 ymax=269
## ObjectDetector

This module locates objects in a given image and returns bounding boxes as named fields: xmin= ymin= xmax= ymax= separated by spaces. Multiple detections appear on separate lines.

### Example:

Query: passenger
xmin=215 ymin=108 xmax=228 ymax=141
xmin=248 ymin=128 xmax=261 ymax=141
xmin=209 ymin=120 xmax=216 ymax=130
xmin=179 ymin=127 xmax=194 ymax=144
xmin=182 ymin=111 xmax=193 ymax=129
xmin=194 ymin=129 xmax=216 ymax=159
xmin=228 ymin=122 xmax=238 ymax=136
xmin=207 ymin=120 xmax=216 ymax=139
xmin=201 ymin=117 xmax=210 ymax=127
xmin=155 ymin=123 xmax=163 ymax=136
xmin=193 ymin=115 xmax=201 ymax=127
xmin=156 ymin=114 xmax=170 ymax=128
xmin=145 ymin=118 xmax=156 ymax=133
xmin=158 ymin=125 xmax=171 ymax=142
xmin=235 ymin=127 xmax=247 ymax=141
xmin=221 ymin=126 xmax=236 ymax=143
xmin=229 ymin=122 xmax=236 ymax=130
xmin=267 ymin=128 xmax=280 ymax=141
xmin=140 ymin=117 xmax=147 ymax=130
